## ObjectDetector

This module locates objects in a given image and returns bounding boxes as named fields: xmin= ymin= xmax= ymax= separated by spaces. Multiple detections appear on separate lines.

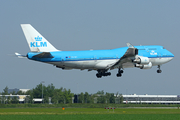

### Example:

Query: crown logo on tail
xmin=35 ymin=36 xmax=42 ymax=41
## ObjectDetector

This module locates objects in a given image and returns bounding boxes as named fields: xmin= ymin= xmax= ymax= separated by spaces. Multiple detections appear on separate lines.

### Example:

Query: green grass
xmin=0 ymin=108 xmax=180 ymax=120
xmin=0 ymin=103 xmax=180 ymax=108
xmin=0 ymin=114 xmax=180 ymax=120
xmin=0 ymin=108 xmax=180 ymax=114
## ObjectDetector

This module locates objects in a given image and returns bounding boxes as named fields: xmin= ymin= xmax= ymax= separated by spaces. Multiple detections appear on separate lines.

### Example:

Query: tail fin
xmin=21 ymin=24 xmax=58 ymax=52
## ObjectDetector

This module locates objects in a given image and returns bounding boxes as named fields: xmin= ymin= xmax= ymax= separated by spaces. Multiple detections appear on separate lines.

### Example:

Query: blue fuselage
xmin=27 ymin=45 xmax=174 ymax=63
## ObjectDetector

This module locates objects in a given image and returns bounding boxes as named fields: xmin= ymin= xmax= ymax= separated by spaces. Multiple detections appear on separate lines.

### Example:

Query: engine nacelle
xmin=135 ymin=62 xmax=152 ymax=69
xmin=133 ymin=56 xmax=149 ymax=65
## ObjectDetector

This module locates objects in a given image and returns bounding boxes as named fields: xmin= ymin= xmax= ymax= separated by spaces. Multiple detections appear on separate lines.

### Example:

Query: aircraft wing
xmin=33 ymin=52 xmax=54 ymax=58
xmin=109 ymin=43 xmax=138 ymax=70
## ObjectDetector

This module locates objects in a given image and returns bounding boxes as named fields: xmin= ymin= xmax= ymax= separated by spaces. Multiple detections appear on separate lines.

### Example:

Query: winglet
xmin=127 ymin=43 xmax=135 ymax=48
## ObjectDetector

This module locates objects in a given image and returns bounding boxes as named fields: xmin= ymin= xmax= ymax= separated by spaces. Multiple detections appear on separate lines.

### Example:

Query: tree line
xmin=0 ymin=83 xmax=123 ymax=104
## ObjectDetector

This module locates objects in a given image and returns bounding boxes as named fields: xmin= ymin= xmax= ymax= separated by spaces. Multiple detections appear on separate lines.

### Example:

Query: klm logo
xmin=30 ymin=36 xmax=47 ymax=47
xmin=150 ymin=50 xmax=157 ymax=55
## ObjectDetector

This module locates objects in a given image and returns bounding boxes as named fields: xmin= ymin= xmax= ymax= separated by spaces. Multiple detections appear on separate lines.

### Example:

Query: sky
xmin=1 ymin=0 xmax=180 ymax=95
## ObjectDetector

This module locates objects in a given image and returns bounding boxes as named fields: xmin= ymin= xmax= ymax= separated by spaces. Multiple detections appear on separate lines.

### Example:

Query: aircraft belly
xmin=60 ymin=60 xmax=117 ymax=69
xmin=80 ymin=61 xmax=96 ymax=69
xmin=47 ymin=62 xmax=63 ymax=67
xmin=94 ymin=59 xmax=118 ymax=69
xmin=47 ymin=59 xmax=117 ymax=70
xmin=149 ymin=57 xmax=173 ymax=66
xmin=65 ymin=61 xmax=95 ymax=69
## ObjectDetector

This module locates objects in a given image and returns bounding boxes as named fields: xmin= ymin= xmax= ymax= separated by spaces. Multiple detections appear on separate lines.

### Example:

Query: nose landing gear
xmin=157 ymin=65 xmax=162 ymax=73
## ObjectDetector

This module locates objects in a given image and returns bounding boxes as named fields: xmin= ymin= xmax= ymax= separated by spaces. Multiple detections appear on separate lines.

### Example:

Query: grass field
xmin=0 ymin=108 xmax=180 ymax=120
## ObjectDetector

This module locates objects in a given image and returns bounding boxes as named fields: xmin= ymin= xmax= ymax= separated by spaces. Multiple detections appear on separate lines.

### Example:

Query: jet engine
xmin=133 ymin=56 xmax=149 ymax=64
xmin=135 ymin=62 xmax=152 ymax=69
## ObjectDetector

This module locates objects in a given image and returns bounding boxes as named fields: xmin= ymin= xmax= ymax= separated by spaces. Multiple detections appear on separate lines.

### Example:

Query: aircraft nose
xmin=168 ymin=53 xmax=174 ymax=62
xmin=170 ymin=53 xmax=174 ymax=59
xmin=168 ymin=51 xmax=174 ymax=60
xmin=170 ymin=57 xmax=174 ymax=61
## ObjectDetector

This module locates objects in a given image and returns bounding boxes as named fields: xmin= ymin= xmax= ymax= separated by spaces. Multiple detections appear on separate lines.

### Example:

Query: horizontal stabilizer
xmin=15 ymin=53 xmax=27 ymax=58
xmin=33 ymin=52 xmax=54 ymax=58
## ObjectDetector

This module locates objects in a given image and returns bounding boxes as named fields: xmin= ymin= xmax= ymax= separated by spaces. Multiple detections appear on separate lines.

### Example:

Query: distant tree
xmin=17 ymin=90 xmax=24 ymax=95
xmin=84 ymin=92 xmax=90 ymax=103
xmin=44 ymin=96 xmax=49 ymax=104
xmin=96 ymin=90 xmax=106 ymax=103
xmin=26 ymin=90 xmax=34 ymax=103
xmin=78 ymin=92 xmax=84 ymax=103
xmin=89 ymin=94 xmax=95 ymax=103
xmin=119 ymin=94 xmax=123 ymax=104
xmin=97 ymin=95 xmax=106 ymax=103
xmin=109 ymin=93 xmax=115 ymax=103
xmin=52 ymin=88 xmax=63 ymax=104
xmin=25 ymin=90 xmax=31 ymax=95
xmin=3 ymin=86 xmax=9 ymax=95
xmin=52 ymin=90 xmax=59 ymax=104
xmin=105 ymin=93 xmax=111 ymax=103
xmin=45 ymin=83 xmax=55 ymax=98
xmin=63 ymin=89 xmax=73 ymax=104
xmin=96 ymin=90 xmax=104 ymax=95
xmin=0 ymin=96 xmax=1 ymax=104
xmin=11 ymin=96 xmax=19 ymax=104
xmin=10 ymin=91 xmax=16 ymax=95
xmin=1 ymin=95 xmax=6 ymax=104
xmin=24 ymin=96 xmax=32 ymax=104
xmin=7 ymin=96 xmax=11 ymax=104
xmin=32 ymin=83 xmax=43 ymax=98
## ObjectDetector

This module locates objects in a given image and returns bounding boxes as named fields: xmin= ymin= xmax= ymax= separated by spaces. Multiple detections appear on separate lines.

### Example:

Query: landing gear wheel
xmin=157 ymin=70 xmax=162 ymax=73
xmin=117 ymin=68 xmax=123 ymax=77
xmin=107 ymin=72 xmax=111 ymax=76
xmin=157 ymin=65 xmax=162 ymax=73
xmin=96 ymin=71 xmax=111 ymax=78
xmin=96 ymin=73 xmax=102 ymax=78
xmin=116 ymin=73 xmax=122 ymax=77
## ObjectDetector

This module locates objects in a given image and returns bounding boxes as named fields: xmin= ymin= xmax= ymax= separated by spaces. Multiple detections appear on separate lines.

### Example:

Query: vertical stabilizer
xmin=21 ymin=24 xmax=58 ymax=52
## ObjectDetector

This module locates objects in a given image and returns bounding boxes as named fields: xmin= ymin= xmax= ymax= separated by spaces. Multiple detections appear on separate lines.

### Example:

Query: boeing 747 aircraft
xmin=16 ymin=24 xmax=174 ymax=78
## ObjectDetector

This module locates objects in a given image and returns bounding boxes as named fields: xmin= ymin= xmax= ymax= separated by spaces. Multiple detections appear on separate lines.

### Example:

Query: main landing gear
xmin=96 ymin=70 xmax=111 ymax=78
xmin=116 ymin=68 xmax=123 ymax=77
xmin=157 ymin=65 xmax=162 ymax=73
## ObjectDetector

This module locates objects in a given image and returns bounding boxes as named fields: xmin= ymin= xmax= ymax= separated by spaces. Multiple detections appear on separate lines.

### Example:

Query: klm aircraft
xmin=16 ymin=24 xmax=174 ymax=78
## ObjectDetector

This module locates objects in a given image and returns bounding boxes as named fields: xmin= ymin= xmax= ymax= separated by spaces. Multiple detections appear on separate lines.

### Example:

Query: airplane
xmin=15 ymin=24 xmax=174 ymax=78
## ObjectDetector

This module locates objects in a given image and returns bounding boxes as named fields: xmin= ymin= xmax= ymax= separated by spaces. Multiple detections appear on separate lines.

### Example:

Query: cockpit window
xmin=163 ymin=47 xmax=165 ymax=49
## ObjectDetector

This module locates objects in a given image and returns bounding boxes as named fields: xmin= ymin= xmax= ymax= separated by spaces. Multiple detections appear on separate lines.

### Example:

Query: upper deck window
xmin=148 ymin=48 xmax=157 ymax=50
